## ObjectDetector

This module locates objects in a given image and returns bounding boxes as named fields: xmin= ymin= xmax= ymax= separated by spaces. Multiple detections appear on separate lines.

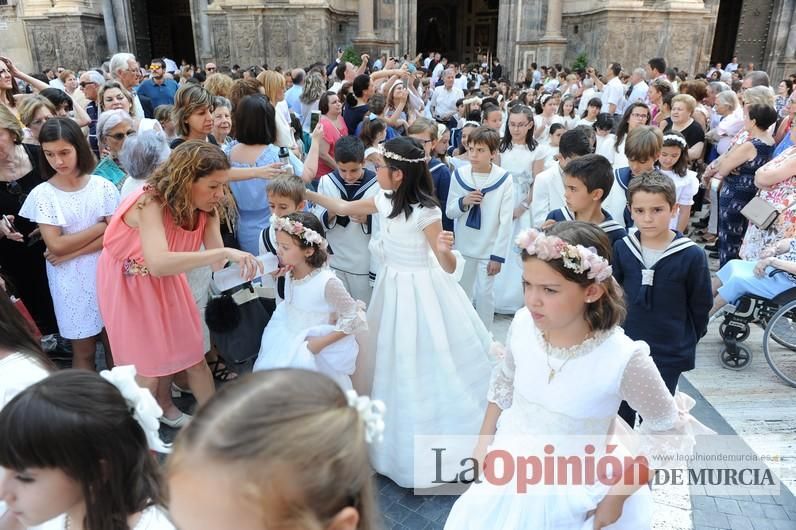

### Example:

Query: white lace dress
xmin=18 ymin=176 xmax=119 ymax=339
xmin=445 ymin=308 xmax=711 ymax=529
xmin=363 ymin=190 xmax=495 ymax=488
xmin=494 ymin=144 xmax=535 ymax=314
xmin=253 ymin=267 xmax=367 ymax=390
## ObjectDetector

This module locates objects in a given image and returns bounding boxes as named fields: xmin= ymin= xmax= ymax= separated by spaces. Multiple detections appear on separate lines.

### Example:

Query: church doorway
xmin=710 ymin=0 xmax=775 ymax=69
xmin=130 ymin=0 xmax=197 ymax=66
xmin=416 ymin=0 xmax=499 ymax=65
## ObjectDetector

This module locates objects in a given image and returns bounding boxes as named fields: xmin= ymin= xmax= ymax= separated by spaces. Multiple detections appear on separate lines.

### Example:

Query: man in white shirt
xmin=625 ymin=68 xmax=649 ymax=108
xmin=329 ymin=54 xmax=369 ymax=94
xmin=601 ymin=63 xmax=624 ymax=117
xmin=577 ymin=78 xmax=600 ymax=116
xmin=725 ymin=57 xmax=739 ymax=73
xmin=431 ymin=58 xmax=447 ymax=86
xmin=454 ymin=64 xmax=469 ymax=92
xmin=430 ymin=69 xmax=464 ymax=128
xmin=423 ymin=51 xmax=434 ymax=70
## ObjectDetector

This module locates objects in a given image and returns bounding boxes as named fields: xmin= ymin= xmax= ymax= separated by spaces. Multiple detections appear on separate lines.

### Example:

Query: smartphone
xmin=337 ymin=47 xmax=343 ymax=54
xmin=2 ymin=215 xmax=16 ymax=233
xmin=310 ymin=110 xmax=321 ymax=131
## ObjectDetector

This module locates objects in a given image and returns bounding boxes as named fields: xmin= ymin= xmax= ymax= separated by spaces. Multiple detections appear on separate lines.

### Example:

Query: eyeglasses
xmin=105 ymin=130 xmax=137 ymax=141
xmin=4 ymin=180 xmax=28 ymax=205
xmin=206 ymin=67 xmax=217 ymax=72
xmin=149 ymin=64 xmax=163 ymax=71
xmin=79 ymin=81 xmax=97 ymax=88
xmin=373 ymin=163 xmax=395 ymax=172
xmin=630 ymin=113 xmax=649 ymax=119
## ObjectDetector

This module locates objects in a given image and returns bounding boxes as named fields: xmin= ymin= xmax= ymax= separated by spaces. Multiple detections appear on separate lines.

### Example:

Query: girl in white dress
xmin=494 ymin=104 xmax=536 ymax=314
xmin=18 ymin=118 xmax=119 ymax=370
xmin=253 ymin=212 xmax=367 ymax=390
xmin=445 ymin=221 xmax=710 ymax=529
xmin=0 ymin=368 xmax=174 ymax=530
xmin=657 ymin=131 xmax=700 ymax=233
xmin=307 ymin=135 xmax=494 ymax=488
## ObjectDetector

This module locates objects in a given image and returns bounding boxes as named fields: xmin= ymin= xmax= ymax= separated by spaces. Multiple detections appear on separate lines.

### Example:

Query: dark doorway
xmin=130 ymin=0 xmax=196 ymax=66
xmin=416 ymin=0 xmax=498 ymax=65
xmin=710 ymin=0 xmax=742 ymax=66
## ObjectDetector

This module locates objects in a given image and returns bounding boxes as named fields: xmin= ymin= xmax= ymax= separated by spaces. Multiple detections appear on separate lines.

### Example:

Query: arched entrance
xmin=130 ymin=0 xmax=197 ymax=65
xmin=416 ymin=0 xmax=498 ymax=65
xmin=710 ymin=0 xmax=775 ymax=69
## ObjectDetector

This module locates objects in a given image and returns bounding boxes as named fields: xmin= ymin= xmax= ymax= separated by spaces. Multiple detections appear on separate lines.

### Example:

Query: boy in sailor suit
xmin=446 ymin=126 xmax=514 ymax=329
xmin=544 ymin=154 xmax=627 ymax=245
xmin=312 ymin=136 xmax=380 ymax=303
xmin=612 ymin=172 xmax=712 ymax=427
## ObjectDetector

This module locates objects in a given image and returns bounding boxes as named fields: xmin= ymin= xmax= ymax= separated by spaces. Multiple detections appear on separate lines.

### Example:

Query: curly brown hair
xmin=146 ymin=140 xmax=231 ymax=228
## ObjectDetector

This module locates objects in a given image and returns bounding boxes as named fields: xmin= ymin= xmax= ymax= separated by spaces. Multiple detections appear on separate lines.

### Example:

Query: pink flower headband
xmin=270 ymin=215 xmax=328 ymax=250
xmin=515 ymin=228 xmax=613 ymax=283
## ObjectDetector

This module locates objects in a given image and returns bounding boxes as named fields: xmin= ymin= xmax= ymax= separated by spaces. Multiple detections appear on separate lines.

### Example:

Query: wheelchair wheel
xmin=762 ymin=300 xmax=796 ymax=387
xmin=719 ymin=345 xmax=752 ymax=370
xmin=719 ymin=321 xmax=750 ymax=343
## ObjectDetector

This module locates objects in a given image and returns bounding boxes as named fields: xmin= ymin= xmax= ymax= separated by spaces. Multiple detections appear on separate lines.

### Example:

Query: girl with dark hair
xmin=0 ymin=369 xmax=173 ymax=530
xmin=445 ymin=221 xmax=710 ymax=529
xmin=0 ymin=284 xmax=52 ymax=410
xmin=317 ymin=91 xmax=347 ymax=177
xmin=577 ymin=96 xmax=603 ymax=126
xmin=253 ymin=212 xmax=366 ymax=389
xmin=358 ymin=116 xmax=387 ymax=171
xmin=533 ymin=94 xmax=564 ymax=143
xmin=657 ymin=131 xmax=699 ymax=232
xmin=342 ymin=74 xmax=374 ymax=134
xmin=494 ymin=104 xmax=536 ymax=314
xmin=306 ymin=134 xmax=493 ymax=488
xmin=18 ymin=118 xmax=119 ymax=371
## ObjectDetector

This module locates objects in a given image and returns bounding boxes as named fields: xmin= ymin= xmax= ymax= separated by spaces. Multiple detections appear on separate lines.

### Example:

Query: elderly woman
xmin=59 ymin=69 xmax=79 ymax=97
xmin=119 ymin=130 xmax=171 ymax=200
xmin=714 ymin=104 xmax=777 ymax=265
xmin=17 ymin=95 xmax=55 ymax=145
xmin=678 ymin=80 xmax=710 ymax=131
xmin=211 ymin=96 xmax=232 ymax=146
xmin=97 ymin=141 xmax=262 ymax=426
xmin=706 ymin=91 xmax=744 ymax=157
xmin=99 ymin=80 xmax=160 ymax=134
xmin=663 ymin=94 xmax=705 ymax=161
xmin=300 ymin=71 xmax=326 ymax=133
xmin=0 ymin=104 xmax=57 ymax=334
xmin=97 ymin=109 xmax=136 ymax=164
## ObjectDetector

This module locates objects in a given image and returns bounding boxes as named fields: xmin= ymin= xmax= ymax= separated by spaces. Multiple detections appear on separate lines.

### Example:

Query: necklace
xmin=539 ymin=329 xmax=611 ymax=383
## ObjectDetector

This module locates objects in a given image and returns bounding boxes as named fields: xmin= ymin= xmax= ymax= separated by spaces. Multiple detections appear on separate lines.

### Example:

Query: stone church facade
xmin=1 ymin=0 xmax=794 ymax=81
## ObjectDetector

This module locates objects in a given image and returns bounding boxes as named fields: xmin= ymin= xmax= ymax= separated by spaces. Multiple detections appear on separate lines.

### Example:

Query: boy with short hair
xmin=312 ymin=135 xmax=380 ymax=303
xmin=604 ymin=125 xmax=663 ymax=227
xmin=545 ymin=154 xmax=627 ymax=244
xmin=446 ymin=126 xmax=514 ymax=329
xmin=612 ymin=172 xmax=712 ymax=427
xmin=259 ymin=174 xmax=308 ymax=302
xmin=531 ymin=129 xmax=593 ymax=227
xmin=408 ymin=117 xmax=454 ymax=231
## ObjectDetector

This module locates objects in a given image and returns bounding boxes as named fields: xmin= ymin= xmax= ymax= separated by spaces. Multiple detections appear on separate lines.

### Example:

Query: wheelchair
xmin=718 ymin=270 xmax=796 ymax=387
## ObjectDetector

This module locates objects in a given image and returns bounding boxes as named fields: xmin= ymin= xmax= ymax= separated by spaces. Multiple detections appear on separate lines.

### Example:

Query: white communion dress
xmin=445 ymin=308 xmax=711 ymax=529
xmin=253 ymin=267 xmax=367 ymax=390
xmin=362 ymin=190 xmax=495 ymax=488
xmin=494 ymin=144 xmax=535 ymax=314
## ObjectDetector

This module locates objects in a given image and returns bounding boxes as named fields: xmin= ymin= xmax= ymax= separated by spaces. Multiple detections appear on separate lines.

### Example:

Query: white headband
xmin=346 ymin=390 xmax=386 ymax=443
xmin=379 ymin=145 xmax=427 ymax=163
xmin=662 ymin=134 xmax=687 ymax=148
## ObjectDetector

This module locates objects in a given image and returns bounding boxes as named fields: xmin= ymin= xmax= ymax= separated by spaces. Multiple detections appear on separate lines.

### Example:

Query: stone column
xmin=356 ymin=0 xmax=376 ymax=40
xmin=543 ymin=0 xmax=563 ymax=38
xmin=102 ymin=0 xmax=118 ymax=54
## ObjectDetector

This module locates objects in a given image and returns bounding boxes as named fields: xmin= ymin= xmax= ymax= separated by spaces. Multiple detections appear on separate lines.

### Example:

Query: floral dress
xmin=718 ymin=138 xmax=774 ymax=266
xmin=740 ymin=146 xmax=796 ymax=260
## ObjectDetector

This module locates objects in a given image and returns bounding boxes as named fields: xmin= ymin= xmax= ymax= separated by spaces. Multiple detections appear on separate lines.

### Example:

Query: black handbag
xmin=205 ymin=282 xmax=273 ymax=367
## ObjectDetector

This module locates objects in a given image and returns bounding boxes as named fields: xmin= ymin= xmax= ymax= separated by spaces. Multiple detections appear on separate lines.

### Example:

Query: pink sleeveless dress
xmin=96 ymin=188 xmax=208 ymax=377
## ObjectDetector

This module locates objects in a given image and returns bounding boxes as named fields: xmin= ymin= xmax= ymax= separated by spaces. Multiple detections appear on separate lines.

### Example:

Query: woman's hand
xmin=254 ymin=162 xmax=285 ymax=180
xmin=759 ymin=246 xmax=777 ymax=259
xmin=0 ymin=215 xmax=23 ymax=242
xmin=754 ymin=257 xmax=773 ymax=278
xmin=436 ymin=230 xmax=454 ymax=253
xmin=587 ymin=495 xmax=626 ymax=529
xmin=0 ymin=56 xmax=19 ymax=78
xmin=224 ymin=248 xmax=264 ymax=280
xmin=311 ymin=122 xmax=324 ymax=143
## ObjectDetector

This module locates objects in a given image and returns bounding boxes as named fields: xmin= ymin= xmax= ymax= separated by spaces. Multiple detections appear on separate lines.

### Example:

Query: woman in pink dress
xmin=96 ymin=141 xmax=261 ymax=426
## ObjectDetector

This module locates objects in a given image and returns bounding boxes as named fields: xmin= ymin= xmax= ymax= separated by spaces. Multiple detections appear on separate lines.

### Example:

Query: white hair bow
xmin=346 ymin=390 xmax=386 ymax=444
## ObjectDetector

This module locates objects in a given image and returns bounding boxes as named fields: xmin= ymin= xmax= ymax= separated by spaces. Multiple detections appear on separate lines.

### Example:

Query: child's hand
xmin=350 ymin=214 xmax=367 ymax=224
xmin=436 ymin=230 xmax=454 ymax=252
xmin=306 ymin=337 xmax=324 ymax=354
xmin=270 ymin=264 xmax=292 ymax=278
xmin=462 ymin=190 xmax=483 ymax=206
xmin=487 ymin=260 xmax=502 ymax=276
xmin=587 ymin=494 xmax=626 ymax=529
xmin=472 ymin=439 xmax=491 ymax=473
xmin=540 ymin=219 xmax=557 ymax=231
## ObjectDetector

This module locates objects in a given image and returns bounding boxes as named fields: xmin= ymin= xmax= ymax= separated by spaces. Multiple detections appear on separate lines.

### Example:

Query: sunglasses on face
xmin=106 ymin=130 xmax=137 ymax=141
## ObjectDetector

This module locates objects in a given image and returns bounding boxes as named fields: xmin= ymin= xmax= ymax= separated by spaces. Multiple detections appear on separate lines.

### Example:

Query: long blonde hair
xmin=257 ymin=70 xmax=285 ymax=103
xmin=168 ymin=369 xmax=380 ymax=530
xmin=146 ymin=140 xmax=230 ymax=228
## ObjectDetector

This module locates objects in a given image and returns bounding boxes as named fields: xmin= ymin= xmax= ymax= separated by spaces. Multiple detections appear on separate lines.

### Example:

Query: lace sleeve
xmin=486 ymin=324 xmax=516 ymax=410
xmin=619 ymin=349 xmax=714 ymax=466
xmin=324 ymin=276 xmax=368 ymax=334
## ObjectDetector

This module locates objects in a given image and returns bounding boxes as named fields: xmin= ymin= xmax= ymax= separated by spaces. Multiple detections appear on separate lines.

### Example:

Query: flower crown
xmin=515 ymin=229 xmax=613 ymax=283
xmin=662 ymin=134 xmax=687 ymax=148
xmin=271 ymin=215 xmax=328 ymax=250
xmin=379 ymin=145 xmax=427 ymax=164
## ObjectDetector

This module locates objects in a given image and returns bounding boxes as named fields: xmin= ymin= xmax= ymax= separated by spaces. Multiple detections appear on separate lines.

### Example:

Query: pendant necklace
xmin=545 ymin=350 xmax=572 ymax=384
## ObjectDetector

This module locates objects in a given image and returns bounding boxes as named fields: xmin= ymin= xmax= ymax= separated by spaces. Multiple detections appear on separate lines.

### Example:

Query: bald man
xmin=285 ymin=68 xmax=305 ymax=119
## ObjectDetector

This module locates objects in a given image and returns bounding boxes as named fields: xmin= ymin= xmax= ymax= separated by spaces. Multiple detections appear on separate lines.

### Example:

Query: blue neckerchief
xmin=453 ymin=168 xmax=511 ymax=229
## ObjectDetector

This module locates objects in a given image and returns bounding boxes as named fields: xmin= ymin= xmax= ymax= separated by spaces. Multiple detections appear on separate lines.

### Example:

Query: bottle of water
xmin=278 ymin=146 xmax=293 ymax=176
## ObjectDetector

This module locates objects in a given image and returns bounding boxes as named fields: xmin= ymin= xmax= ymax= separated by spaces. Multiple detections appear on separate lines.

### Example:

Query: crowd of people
xmin=0 ymin=46 xmax=794 ymax=529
